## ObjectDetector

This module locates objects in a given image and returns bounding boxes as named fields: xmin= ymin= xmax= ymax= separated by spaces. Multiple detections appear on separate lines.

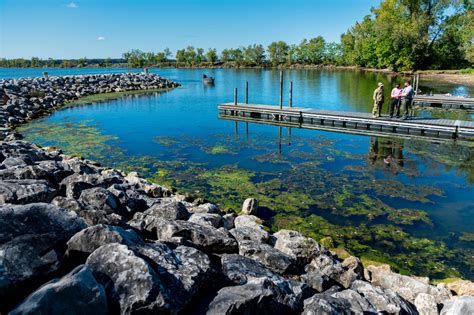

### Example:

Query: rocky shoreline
xmin=1 ymin=73 xmax=473 ymax=314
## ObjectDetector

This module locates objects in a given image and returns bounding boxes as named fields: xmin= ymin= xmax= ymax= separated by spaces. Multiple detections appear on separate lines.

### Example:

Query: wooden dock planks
xmin=218 ymin=103 xmax=474 ymax=140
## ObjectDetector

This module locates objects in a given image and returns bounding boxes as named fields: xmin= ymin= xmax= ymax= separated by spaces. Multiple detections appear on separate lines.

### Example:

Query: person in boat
xmin=400 ymin=80 xmax=414 ymax=120
xmin=372 ymin=82 xmax=384 ymax=118
xmin=203 ymin=74 xmax=208 ymax=79
xmin=389 ymin=83 xmax=403 ymax=118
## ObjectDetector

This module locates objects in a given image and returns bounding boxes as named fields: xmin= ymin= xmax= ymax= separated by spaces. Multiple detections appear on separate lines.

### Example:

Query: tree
xmin=184 ymin=46 xmax=197 ymax=65
xmin=267 ymin=41 xmax=289 ymax=65
xmin=206 ymin=48 xmax=218 ymax=63
xmin=176 ymin=49 xmax=186 ymax=65
xmin=296 ymin=37 xmax=326 ymax=64
xmin=78 ymin=57 xmax=88 ymax=67
xmin=243 ymin=44 xmax=266 ymax=66
xmin=221 ymin=49 xmax=233 ymax=62
xmin=31 ymin=57 xmax=41 ymax=67
xmin=196 ymin=48 xmax=205 ymax=63
xmin=164 ymin=48 xmax=172 ymax=60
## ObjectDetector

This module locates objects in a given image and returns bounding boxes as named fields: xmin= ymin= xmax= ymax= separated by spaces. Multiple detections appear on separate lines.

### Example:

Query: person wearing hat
xmin=372 ymin=82 xmax=385 ymax=118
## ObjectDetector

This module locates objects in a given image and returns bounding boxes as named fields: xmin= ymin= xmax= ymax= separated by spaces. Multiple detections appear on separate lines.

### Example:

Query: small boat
xmin=202 ymin=74 xmax=215 ymax=85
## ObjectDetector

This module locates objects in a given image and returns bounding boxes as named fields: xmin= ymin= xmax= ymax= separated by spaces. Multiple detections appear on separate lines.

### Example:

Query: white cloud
xmin=97 ymin=36 xmax=106 ymax=41
xmin=66 ymin=2 xmax=78 ymax=9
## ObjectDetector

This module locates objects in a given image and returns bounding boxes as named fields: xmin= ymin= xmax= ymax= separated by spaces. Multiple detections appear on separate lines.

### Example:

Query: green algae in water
xmin=18 ymin=116 xmax=474 ymax=280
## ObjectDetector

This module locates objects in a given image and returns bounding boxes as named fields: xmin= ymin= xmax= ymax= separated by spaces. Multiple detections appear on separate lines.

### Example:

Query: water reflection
xmin=368 ymin=137 xmax=404 ymax=174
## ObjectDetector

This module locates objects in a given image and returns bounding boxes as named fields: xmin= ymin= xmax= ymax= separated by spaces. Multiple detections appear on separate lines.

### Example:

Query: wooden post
xmin=288 ymin=127 xmax=292 ymax=146
xmin=234 ymin=88 xmax=238 ymax=106
xmin=245 ymin=81 xmax=249 ymax=104
xmin=234 ymin=121 xmax=238 ymax=135
xmin=245 ymin=122 xmax=249 ymax=139
xmin=279 ymin=71 xmax=283 ymax=109
xmin=289 ymin=81 xmax=293 ymax=108
xmin=278 ymin=126 xmax=282 ymax=155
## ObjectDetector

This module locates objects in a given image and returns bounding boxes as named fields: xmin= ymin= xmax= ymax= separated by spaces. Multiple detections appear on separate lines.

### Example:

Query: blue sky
xmin=0 ymin=0 xmax=381 ymax=59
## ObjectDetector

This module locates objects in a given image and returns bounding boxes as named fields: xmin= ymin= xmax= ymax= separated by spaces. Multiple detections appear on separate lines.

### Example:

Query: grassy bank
xmin=68 ymin=88 xmax=172 ymax=106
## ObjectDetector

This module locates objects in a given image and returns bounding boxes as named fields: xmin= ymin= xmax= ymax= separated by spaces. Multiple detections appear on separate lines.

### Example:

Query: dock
xmin=413 ymin=94 xmax=474 ymax=110
xmin=218 ymin=103 xmax=474 ymax=140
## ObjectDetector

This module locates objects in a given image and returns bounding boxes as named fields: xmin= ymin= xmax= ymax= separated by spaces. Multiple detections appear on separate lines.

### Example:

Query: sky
xmin=0 ymin=0 xmax=381 ymax=59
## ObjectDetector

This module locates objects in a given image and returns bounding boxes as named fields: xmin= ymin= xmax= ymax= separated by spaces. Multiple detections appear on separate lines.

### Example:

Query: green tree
xmin=196 ymin=48 xmax=205 ymax=63
xmin=176 ymin=49 xmax=186 ymax=65
xmin=31 ymin=57 xmax=41 ymax=67
xmin=296 ymin=37 xmax=326 ymax=64
xmin=206 ymin=48 xmax=218 ymax=63
xmin=267 ymin=41 xmax=289 ymax=66
xmin=243 ymin=44 xmax=266 ymax=66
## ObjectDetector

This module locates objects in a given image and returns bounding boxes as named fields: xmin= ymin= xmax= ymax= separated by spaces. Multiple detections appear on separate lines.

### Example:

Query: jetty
xmin=218 ymin=103 xmax=474 ymax=140
xmin=219 ymin=72 xmax=474 ymax=141
xmin=413 ymin=94 xmax=474 ymax=110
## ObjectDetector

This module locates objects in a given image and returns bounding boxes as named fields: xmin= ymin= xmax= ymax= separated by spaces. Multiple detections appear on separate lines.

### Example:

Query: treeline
xmin=121 ymin=0 xmax=472 ymax=71
xmin=121 ymin=38 xmax=342 ymax=68
xmin=0 ymin=57 xmax=124 ymax=68
xmin=1 ymin=0 xmax=472 ymax=71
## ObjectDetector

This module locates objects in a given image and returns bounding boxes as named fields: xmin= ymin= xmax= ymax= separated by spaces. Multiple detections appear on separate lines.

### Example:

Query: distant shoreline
xmin=2 ymin=64 xmax=473 ymax=86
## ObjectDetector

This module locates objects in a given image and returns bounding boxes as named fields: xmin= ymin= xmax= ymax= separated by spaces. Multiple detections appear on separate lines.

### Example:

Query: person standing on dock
xmin=389 ymin=84 xmax=402 ymax=118
xmin=400 ymin=81 xmax=414 ymax=120
xmin=372 ymin=82 xmax=385 ymax=118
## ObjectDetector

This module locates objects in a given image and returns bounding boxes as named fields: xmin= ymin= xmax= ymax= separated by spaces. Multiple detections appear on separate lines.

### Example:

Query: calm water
xmin=5 ymin=67 xmax=474 ymax=279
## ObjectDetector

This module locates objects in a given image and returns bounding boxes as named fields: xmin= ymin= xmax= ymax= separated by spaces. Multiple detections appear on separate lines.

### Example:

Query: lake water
xmin=4 ymin=67 xmax=473 ymax=280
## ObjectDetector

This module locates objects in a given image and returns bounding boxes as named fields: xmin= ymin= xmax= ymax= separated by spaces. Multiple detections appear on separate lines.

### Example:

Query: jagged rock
xmin=78 ymin=187 xmax=122 ymax=214
xmin=350 ymin=280 xmax=417 ymax=314
xmin=230 ymin=226 xmax=270 ymax=244
xmin=66 ymin=224 xmax=144 ymax=260
xmin=188 ymin=213 xmax=222 ymax=228
xmin=9 ymin=265 xmax=107 ymax=315
xmin=273 ymin=230 xmax=322 ymax=267
xmin=237 ymin=240 xmax=295 ymax=274
xmin=222 ymin=213 xmax=235 ymax=230
xmin=86 ymin=242 xmax=210 ymax=313
xmin=145 ymin=200 xmax=190 ymax=220
xmin=446 ymin=279 xmax=474 ymax=296
xmin=234 ymin=214 xmax=262 ymax=229
xmin=414 ymin=293 xmax=438 ymax=315
xmin=60 ymin=173 xmax=121 ymax=199
xmin=186 ymin=202 xmax=220 ymax=214
xmin=241 ymin=198 xmax=258 ymax=215
xmin=207 ymin=278 xmax=297 ymax=315
xmin=441 ymin=296 xmax=474 ymax=315
xmin=303 ymin=288 xmax=353 ymax=314
xmin=0 ymin=179 xmax=56 ymax=204
xmin=301 ymin=267 xmax=333 ymax=293
xmin=366 ymin=264 xmax=452 ymax=304
xmin=0 ymin=203 xmax=86 ymax=310
xmin=124 ymin=172 xmax=170 ymax=197
xmin=129 ymin=216 xmax=237 ymax=253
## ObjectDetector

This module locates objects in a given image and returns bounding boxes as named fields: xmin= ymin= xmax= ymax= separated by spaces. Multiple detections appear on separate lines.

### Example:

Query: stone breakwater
xmin=0 ymin=74 xmax=473 ymax=315
xmin=0 ymin=73 xmax=180 ymax=140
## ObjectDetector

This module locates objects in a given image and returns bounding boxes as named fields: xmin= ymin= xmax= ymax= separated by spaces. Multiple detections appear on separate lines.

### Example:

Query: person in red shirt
xmin=389 ymin=83 xmax=403 ymax=118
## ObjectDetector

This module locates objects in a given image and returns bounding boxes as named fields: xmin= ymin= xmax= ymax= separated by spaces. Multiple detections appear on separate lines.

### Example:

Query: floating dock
xmin=218 ymin=103 xmax=474 ymax=140
xmin=413 ymin=95 xmax=474 ymax=110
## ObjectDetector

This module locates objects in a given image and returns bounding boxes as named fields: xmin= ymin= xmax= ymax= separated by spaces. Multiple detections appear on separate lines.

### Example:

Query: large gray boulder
xmin=0 ymin=203 xmax=86 ymax=310
xmin=86 ymin=242 xmax=211 ymax=314
xmin=129 ymin=217 xmax=237 ymax=253
xmin=145 ymin=200 xmax=190 ymax=220
xmin=0 ymin=179 xmax=56 ymax=204
xmin=237 ymin=240 xmax=295 ymax=274
xmin=273 ymin=230 xmax=323 ymax=267
xmin=9 ymin=265 xmax=107 ymax=315
xmin=207 ymin=278 xmax=297 ymax=315
xmin=441 ymin=296 xmax=474 ymax=315
xmin=366 ymin=265 xmax=452 ymax=304
xmin=66 ymin=224 xmax=144 ymax=261
xmin=241 ymin=198 xmax=258 ymax=215
xmin=350 ymin=280 xmax=417 ymax=314
xmin=188 ymin=213 xmax=222 ymax=228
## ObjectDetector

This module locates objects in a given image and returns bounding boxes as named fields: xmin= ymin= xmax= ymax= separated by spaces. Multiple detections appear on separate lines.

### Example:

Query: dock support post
xmin=289 ymin=81 xmax=293 ymax=108
xmin=279 ymin=71 xmax=283 ymax=110
xmin=245 ymin=81 xmax=248 ymax=104
xmin=234 ymin=88 xmax=238 ymax=106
